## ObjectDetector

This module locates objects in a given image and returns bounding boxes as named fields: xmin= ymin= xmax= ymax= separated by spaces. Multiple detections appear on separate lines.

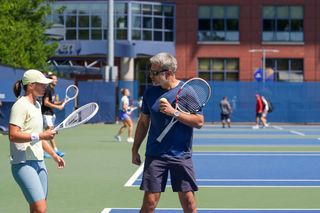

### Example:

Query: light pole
xmin=249 ymin=49 xmax=279 ymax=82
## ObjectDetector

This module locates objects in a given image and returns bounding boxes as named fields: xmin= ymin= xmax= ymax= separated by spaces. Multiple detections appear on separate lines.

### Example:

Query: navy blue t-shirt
xmin=141 ymin=81 xmax=202 ymax=158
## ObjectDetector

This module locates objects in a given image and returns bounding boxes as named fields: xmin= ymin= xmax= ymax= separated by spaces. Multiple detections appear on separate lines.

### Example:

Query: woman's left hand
xmin=53 ymin=155 xmax=65 ymax=168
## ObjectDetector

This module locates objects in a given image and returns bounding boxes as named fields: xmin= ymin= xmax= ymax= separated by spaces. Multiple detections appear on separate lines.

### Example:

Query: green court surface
xmin=1 ymin=124 xmax=320 ymax=213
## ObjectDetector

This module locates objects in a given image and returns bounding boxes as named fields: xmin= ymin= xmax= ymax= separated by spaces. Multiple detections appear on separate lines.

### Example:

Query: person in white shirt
xmin=261 ymin=96 xmax=269 ymax=127
xmin=9 ymin=69 xmax=65 ymax=213
xmin=114 ymin=88 xmax=134 ymax=143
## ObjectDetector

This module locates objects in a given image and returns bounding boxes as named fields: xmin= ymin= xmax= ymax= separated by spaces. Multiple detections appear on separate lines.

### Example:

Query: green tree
xmin=0 ymin=0 xmax=58 ymax=69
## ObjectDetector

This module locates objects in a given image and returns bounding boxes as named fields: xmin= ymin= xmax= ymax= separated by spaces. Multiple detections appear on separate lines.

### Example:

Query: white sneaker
xmin=127 ymin=137 xmax=134 ymax=143
xmin=114 ymin=135 xmax=121 ymax=142
xmin=264 ymin=123 xmax=269 ymax=127
xmin=252 ymin=125 xmax=259 ymax=129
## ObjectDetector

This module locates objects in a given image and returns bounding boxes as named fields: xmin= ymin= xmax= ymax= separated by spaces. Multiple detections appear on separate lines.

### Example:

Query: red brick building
xmin=174 ymin=0 xmax=320 ymax=82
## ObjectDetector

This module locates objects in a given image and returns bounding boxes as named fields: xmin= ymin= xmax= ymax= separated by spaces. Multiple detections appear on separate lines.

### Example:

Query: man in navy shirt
xmin=131 ymin=52 xmax=204 ymax=213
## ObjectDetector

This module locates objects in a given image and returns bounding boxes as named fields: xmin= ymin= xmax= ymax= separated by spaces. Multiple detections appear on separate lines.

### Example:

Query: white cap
xmin=22 ymin=69 xmax=52 ymax=85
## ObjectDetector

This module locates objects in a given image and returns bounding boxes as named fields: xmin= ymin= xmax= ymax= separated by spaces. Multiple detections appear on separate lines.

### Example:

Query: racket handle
xmin=156 ymin=120 xmax=177 ymax=142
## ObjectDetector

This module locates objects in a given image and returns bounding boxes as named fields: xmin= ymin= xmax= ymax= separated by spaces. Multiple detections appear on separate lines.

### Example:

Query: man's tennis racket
xmin=53 ymin=102 xmax=99 ymax=131
xmin=62 ymin=85 xmax=79 ymax=106
xmin=156 ymin=78 xmax=211 ymax=142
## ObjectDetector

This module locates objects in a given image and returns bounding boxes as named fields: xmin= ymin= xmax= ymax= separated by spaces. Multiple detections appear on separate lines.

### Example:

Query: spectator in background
xmin=42 ymin=74 xmax=65 ymax=158
xmin=114 ymin=88 xmax=134 ymax=143
xmin=261 ymin=96 xmax=269 ymax=127
xmin=219 ymin=96 xmax=232 ymax=128
xmin=253 ymin=94 xmax=266 ymax=129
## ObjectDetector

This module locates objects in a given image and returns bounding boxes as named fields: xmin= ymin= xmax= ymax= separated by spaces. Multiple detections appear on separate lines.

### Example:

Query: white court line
xmin=134 ymin=178 xmax=320 ymax=182
xmin=196 ymin=179 xmax=320 ymax=182
xmin=101 ymin=207 xmax=320 ymax=211
xmin=273 ymin=126 xmax=283 ymax=130
xmin=124 ymin=163 xmax=144 ymax=187
xmin=101 ymin=208 xmax=111 ymax=213
xmin=273 ymin=125 xmax=305 ymax=136
xmin=290 ymin=130 xmax=305 ymax=136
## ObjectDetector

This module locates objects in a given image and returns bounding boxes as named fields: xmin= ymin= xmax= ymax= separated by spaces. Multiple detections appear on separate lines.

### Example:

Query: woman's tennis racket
xmin=53 ymin=102 xmax=99 ymax=131
xmin=62 ymin=85 xmax=79 ymax=106
xmin=156 ymin=78 xmax=211 ymax=142
xmin=127 ymin=106 xmax=138 ymax=115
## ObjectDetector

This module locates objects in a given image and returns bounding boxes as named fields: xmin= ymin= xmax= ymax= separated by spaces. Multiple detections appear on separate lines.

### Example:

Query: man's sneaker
xmin=55 ymin=150 xmax=65 ymax=157
xmin=127 ymin=137 xmax=134 ymax=143
xmin=114 ymin=135 xmax=121 ymax=142
xmin=44 ymin=152 xmax=51 ymax=158
xmin=252 ymin=125 xmax=260 ymax=129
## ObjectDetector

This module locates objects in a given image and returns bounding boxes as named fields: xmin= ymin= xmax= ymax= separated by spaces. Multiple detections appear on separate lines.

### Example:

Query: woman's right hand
xmin=40 ymin=129 xmax=56 ymax=140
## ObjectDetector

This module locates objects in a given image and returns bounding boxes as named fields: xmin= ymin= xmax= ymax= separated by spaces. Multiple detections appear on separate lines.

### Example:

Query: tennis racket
xmin=62 ymin=85 xmax=79 ymax=106
xmin=53 ymin=102 xmax=99 ymax=131
xmin=127 ymin=106 xmax=138 ymax=115
xmin=156 ymin=78 xmax=211 ymax=142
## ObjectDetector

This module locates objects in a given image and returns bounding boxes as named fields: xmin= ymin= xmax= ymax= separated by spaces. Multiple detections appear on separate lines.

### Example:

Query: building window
xmin=198 ymin=58 xmax=239 ymax=81
xmin=266 ymin=59 xmax=304 ymax=82
xmin=115 ymin=3 xmax=128 ymax=40
xmin=198 ymin=6 xmax=239 ymax=42
xmin=262 ymin=6 xmax=304 ymax=42
xmin=131 ymin=3 xmax=175 ymax=42
xmin=47 ymin=2 xmax=174 ymax=42
xmin=134 ymin=58 xmax=152 ymax=97
xmin=48 ymin=3 xmax=108 ymax=40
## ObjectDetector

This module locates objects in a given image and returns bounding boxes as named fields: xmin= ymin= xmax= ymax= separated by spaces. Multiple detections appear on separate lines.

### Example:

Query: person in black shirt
xmin=41 ymin=74 xmax=65 ymax=157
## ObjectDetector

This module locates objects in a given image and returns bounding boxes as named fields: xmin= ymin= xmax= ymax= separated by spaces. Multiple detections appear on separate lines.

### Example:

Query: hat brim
xmin=36 ymin=78 xmax=52 ymax=84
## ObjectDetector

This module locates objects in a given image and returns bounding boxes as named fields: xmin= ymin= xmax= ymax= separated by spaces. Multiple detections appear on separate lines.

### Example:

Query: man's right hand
xmin=132 ymin=152 xmax=142 ymax=165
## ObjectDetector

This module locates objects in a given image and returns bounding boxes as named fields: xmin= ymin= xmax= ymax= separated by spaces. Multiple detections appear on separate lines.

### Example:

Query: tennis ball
xmin=159 ymin=97 xmax=168 ymax=103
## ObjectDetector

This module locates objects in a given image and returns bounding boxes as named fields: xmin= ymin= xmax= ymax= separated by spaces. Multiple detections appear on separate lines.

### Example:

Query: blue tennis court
xmin=126 ymin=151 xmax=320 ymax=187
xmin=193 ymin=125 xmax=320 ymax=146
xmin=101 ymin=208 xmax=320 ymax=213
xmin=116 ymin=124 xmax=320 ymax=212
xmin=126 ymin=125 xmax=320 ymax=188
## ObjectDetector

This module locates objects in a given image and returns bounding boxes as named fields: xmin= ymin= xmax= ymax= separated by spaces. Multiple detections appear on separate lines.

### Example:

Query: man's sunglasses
xmin=149 ymin=69 xmax=168 ymax=76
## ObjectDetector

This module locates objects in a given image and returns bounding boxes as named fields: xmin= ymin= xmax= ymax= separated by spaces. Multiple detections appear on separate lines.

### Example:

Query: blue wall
xmin=78 ymin=81 xmax=116 ymax=123
xmin=0 ymin=66 xmax=74 ymax=127
xmin=1 ymin=65 xmax=320 ymax=126
xmin=204 ymin=82 xmax=320 ymax=123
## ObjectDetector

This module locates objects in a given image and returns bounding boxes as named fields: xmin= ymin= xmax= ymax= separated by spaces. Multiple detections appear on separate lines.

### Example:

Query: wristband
xmin=31 ymin=132 xmax=40 ymax=143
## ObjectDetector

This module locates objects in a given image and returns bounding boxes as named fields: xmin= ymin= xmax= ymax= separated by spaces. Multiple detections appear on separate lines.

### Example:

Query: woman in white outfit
xmin=114 ymin=88 xmax=134 ymax=143
xmin=9 ymin=69 xmax=65 ymax=213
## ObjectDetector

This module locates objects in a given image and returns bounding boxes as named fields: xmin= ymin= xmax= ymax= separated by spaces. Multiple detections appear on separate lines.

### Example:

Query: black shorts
xmin=256 ymin=112 xmax=262 ymax=118
xmin=140 ymin=156 xmax=198 ymax=192
xmin=221 ymin=113 xmax=230 ymax=121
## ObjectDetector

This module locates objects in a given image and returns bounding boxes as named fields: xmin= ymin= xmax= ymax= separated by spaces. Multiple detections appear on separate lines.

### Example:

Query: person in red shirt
xmin=252 ymin=94 xmax=267 ymax=129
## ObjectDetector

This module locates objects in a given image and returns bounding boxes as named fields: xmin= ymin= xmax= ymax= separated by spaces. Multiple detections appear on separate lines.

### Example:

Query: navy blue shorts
xmin=140 ymin=156 xmax=198 ymax=192
xmin=221 ymin=113 xmax=230 ymax=121
xmin=119 ymin=110 xmax=130 ymax=121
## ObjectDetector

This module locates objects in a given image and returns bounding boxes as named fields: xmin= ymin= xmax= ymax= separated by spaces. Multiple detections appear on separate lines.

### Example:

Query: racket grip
xmin=156 ymin=121 xmax=175 ymax=142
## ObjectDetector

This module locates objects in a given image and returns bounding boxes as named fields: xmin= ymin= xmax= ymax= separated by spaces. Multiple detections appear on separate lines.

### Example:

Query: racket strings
xmin=66 ymin=88 xmax=78 ymax=99
xmin=178 ymin=80 xmax=211 ymax=113
xmin=64 ymin=104 xmax=97 ymax=127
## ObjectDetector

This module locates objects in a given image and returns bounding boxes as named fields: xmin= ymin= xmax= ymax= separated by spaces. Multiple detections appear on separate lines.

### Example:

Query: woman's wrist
xmin=31 ymin=132 xmax=40 ymax=143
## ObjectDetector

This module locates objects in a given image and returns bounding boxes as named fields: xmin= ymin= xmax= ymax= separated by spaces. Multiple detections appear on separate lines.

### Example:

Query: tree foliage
xmin=0 ymin=0 xmax=57 ymax=69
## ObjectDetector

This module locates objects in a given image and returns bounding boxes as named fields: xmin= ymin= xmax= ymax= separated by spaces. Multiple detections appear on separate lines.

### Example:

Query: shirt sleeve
xmin=9 ymin=100 xmax=27 ymax=128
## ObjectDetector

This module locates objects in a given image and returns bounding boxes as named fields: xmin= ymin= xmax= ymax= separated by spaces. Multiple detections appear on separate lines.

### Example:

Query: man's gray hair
xmin=149 ymin=52 xmax=177 ymax=73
